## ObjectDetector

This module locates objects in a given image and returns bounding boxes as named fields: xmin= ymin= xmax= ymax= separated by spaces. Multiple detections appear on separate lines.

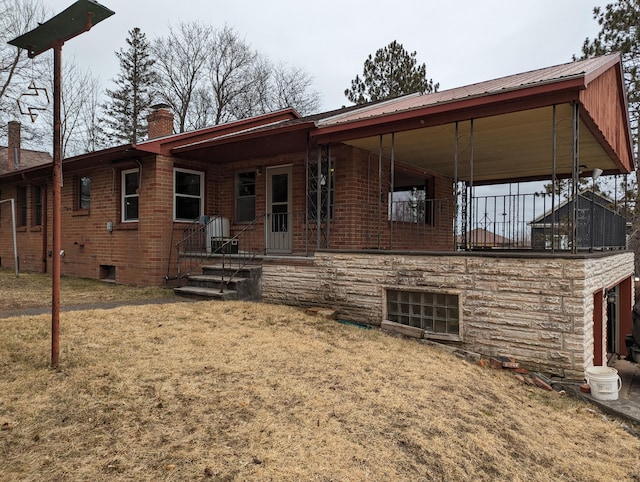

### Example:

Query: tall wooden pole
xmin=51 ymin=42 xmax=62 ymax=368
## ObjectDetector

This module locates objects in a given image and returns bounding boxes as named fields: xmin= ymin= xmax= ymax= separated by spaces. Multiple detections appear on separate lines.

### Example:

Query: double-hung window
xmin=235 ymin=171 xmax=256 ymax=223
xmin=17 ymin=186 xmax=27 ymax=227
xmin=32 ymin=186 xmax=42 ymax=226
xmin=122 ymin=169 xmax=139 ymax=222
xmin=174 ymin=168 xmax=204 ymax=221
xmin=78 ymin=176 xmax=91 ymax=210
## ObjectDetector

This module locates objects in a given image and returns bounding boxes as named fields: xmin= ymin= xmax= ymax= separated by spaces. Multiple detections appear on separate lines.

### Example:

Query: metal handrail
xmin=217 ymin=214 xmax=267 ymax=292
xmin=170 ymin=215 xmax=221 ymax=284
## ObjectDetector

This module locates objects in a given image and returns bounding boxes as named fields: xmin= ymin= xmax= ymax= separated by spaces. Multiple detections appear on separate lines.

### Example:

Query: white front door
xmin=266 ymin=166 xmax=292 ymax=253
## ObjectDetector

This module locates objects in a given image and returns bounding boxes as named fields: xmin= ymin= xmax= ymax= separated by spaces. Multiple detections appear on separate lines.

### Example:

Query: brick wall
xmin=262 ymin=250 xmax=634 ymax=377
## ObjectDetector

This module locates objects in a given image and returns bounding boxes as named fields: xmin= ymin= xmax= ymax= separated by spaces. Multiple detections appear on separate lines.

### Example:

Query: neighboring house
xmin=0 ymin=121 xmax=52 ymax=264
xmin=530 ymin=191 xmax=627 ymax=250
xmin=457 ymin=228 xmax=512 ymax=249
xmin=0 ymin=53 xmax=635 ymax=378
xmin=0 ymin=121 xmax=52 ymax=175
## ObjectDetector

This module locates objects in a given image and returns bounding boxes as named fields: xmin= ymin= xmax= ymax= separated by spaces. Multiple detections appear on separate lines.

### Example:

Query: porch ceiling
xmin=342 ymin=103 xmax=622 ymax=185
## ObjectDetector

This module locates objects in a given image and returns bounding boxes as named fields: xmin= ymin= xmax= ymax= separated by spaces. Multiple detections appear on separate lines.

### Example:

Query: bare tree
xmin=207 ymin=26 xmax=260 ymax=124
xmin=152 ymin=21 xmax=213 ymax=133
xmin=270 ymin=62 xmax=320 ymax=115
xmin=0 ymin=0 xmax=51 ymax=148
xmin=152 ymin=24 xmax=321 ymax=130
xmin=60 ymin=61 xmax=103 ymax=156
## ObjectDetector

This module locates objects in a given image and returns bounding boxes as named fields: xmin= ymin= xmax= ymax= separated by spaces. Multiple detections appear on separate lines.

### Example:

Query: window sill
xmin=115 ymin=223 xmax=138 ymax=230
xmin=29 ymin=226 xmax=42 ymax=232
xmin=381 ymin=320 xmax=461 ymax=342
xmin=72 ymin=209 xmax=90 ymax=217
xmin=423 ymin=332 xmax=462 ymax=343
xmin=16 ymin=226 xmax=27 ymax=232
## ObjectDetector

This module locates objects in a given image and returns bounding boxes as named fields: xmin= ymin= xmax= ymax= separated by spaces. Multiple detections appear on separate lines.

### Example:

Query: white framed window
xmin=174 ymin=168 xmax=204 ymax=221
xmin=122 ymin=168 xmax=139 ymax=222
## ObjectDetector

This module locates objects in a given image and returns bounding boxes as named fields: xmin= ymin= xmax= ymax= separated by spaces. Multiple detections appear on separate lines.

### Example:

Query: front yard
xmin=1 ymin=291 xmax=639 ymax=480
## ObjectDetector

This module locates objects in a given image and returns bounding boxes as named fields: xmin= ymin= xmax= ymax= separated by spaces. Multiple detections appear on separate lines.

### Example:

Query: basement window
xmin=100 ymin=264 xmax=116 ymax=281
xmin=386 ymin=289 xmax=459 ymax=336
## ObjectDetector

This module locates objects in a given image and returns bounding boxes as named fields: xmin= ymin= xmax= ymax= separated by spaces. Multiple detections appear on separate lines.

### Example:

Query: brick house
xmin=0 ymin=53 xmax=635 ymax=377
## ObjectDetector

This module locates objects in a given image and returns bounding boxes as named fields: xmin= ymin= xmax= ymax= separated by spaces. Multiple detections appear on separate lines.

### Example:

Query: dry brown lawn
xmin=0 ymin=267 xmax=174 ymax=311
xmin=1 ymin=271 xmax=640 ymax=480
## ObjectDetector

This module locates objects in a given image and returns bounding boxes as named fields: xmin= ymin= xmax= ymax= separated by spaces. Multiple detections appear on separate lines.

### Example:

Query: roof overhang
xmin=311 ymin=54 xmax=634 ymax=185
xmin=138 ymin=108 xmax=302 ymax=156
xmin=0 ymin=144 xmax=146 ymax=183
xmin=171 ymin=120 xmax=316 ymax=162
xmin=330 ymin=103 xmax=627 ymax=185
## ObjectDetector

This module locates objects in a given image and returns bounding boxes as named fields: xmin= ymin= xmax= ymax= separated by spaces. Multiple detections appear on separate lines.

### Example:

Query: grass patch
xmin=1 ymin=300 xmax=639 ymax=481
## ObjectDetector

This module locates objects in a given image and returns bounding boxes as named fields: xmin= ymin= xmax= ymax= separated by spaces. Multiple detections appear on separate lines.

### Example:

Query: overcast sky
xmin=45 ymin=0 xmax=608 ymax=112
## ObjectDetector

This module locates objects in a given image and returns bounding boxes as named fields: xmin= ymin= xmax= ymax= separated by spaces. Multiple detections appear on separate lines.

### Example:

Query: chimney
xmin=7 ymin=121 xmax=20 ymax=172
xmin=147 ymin=104 xmax=174 ymax=139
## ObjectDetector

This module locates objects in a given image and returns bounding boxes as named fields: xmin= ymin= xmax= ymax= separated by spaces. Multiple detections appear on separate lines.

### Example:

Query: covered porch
xmin=170 ymin=54 xmax=636 ymax=375
xmin=310 ymin=53 xmax=633 ymax=255
xmin=175 ymin=54 xmax=633 ymax=259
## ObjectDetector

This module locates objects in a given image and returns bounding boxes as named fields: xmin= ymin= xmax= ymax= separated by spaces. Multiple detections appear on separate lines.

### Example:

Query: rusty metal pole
xmin=8 ymin=0 xmax=115 ymax=369
xmin=51 ymin=42 xmax=62 ymax=368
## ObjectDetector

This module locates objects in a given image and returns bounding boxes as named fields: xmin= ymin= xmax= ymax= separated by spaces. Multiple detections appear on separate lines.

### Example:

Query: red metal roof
xmin=317 ymin=53 xmax=622 ymax=127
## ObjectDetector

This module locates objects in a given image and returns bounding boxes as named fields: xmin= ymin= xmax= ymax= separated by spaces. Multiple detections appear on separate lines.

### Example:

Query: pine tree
xmin=345 ymin=41 xmax=438 ymax=105
xmin=102 ymin=27 xmax=158 ymax=145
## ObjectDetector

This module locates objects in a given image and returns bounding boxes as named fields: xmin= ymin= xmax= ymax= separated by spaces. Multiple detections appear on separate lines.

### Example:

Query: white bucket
xmin=586 ymin=366 xmax=622 ymax=401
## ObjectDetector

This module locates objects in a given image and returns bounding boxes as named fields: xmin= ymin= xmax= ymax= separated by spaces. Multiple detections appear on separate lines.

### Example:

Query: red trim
xmin=139 ymin=109 xmax=301 ymax=155
xmin=618 ymin=276 xmax=633 ymax=357
xmin=172 ymin=121 xmax=315 ymax=156
xmin=593 ymin=291 xmax=603 ymax=366
xmin=313 ymin=79 xmax=585 ymax=144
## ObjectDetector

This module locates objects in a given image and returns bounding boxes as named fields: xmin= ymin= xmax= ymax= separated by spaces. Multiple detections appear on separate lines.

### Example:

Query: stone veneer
xmin=262 ymin=251 xmax=634 ymax=378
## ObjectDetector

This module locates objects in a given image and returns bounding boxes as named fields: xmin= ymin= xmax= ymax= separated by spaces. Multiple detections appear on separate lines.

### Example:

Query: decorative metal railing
xmin=167 ymin=192 xmax=627 ymax=285
xmin=168 ymin=215 xmax=222 ymax=284
xmin=464 ymin=192 xmax=627 ymax=251
xmin=215 ymin=215 xmax=267 ymax=292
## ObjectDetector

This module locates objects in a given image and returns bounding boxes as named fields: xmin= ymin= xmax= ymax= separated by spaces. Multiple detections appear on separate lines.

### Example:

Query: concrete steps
xmin=174 ymin=264 xmax=262 ymax=301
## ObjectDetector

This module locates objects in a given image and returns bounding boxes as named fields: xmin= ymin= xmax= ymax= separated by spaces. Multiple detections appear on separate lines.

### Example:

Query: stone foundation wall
xmin=262 ymin=251 xmax=634 ymax=378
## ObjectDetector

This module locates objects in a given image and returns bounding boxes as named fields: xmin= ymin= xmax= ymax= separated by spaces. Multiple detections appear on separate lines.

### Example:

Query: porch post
xmin=378 ymin=135 xmax=383 ymax=249
xmin=316 ymin=145 xmax=322 ymax=248
xmin=326 ymin=144 xmax=332 ymax=247
xmin=454 ymin=121 xmax=459 ymax=250
xmin=551 ymin=104 xmax=557 ymax=253
xmin=390 ymin=132 xmax=395 ymax=246
xmin=305 ymin=137 xmax=309 ymax=255
xmin=571 ymin=101 xmax=580 ymax=254
xmin=468 ymin=119 xmax=475 ymax=247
